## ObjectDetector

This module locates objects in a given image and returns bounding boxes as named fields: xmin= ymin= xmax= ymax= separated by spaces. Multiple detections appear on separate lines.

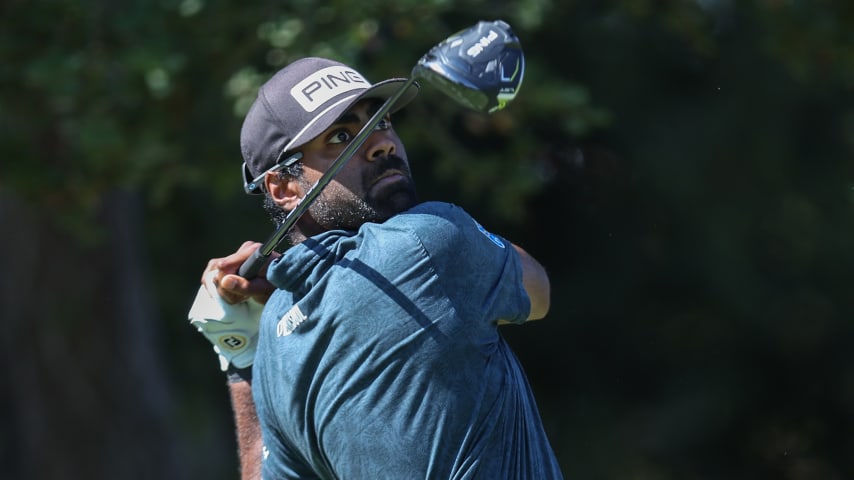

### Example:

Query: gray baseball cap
xmin=240 ymin=57 xmax=420 ymax=194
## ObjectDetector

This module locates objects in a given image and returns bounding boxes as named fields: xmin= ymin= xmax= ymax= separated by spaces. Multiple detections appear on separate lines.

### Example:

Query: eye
xmin=327 ymin=129 xmax=353 ymax=145
xmin=375 ymin=116 xmax=392 ymax=131
xmin=326 ymin=115 xmax=392 ymax=145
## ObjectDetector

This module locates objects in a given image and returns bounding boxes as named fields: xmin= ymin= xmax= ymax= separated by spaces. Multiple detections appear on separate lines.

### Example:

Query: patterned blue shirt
xmin=253 ymin=201 xmax=563 ymax=479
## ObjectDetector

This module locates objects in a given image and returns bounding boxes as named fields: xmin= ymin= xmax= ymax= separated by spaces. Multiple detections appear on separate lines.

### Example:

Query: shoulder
xmin=379 ymin=201 xmax=510 ymax=257
xmin=380 ymin=202 xmax=466 ymax=247
xmin=386 ymin=201 xmax=477 ymax=235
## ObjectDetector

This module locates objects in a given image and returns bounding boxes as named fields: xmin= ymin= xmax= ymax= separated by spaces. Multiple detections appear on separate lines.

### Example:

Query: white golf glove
xmin=188 ymin=272 xmax=264 ymax=371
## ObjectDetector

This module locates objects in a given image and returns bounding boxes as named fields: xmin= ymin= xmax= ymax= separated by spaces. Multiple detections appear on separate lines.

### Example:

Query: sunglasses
xmin=242 ymin=152 xmax=304 ymax=195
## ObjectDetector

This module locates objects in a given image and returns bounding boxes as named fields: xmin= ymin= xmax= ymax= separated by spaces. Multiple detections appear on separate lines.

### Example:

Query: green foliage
xmin=2 ymin=0 xmax=854 ymax=478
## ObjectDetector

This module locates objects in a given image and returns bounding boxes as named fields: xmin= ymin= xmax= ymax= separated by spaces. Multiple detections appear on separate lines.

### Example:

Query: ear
xmin=265 ymin=172 xmax=303 ymax=211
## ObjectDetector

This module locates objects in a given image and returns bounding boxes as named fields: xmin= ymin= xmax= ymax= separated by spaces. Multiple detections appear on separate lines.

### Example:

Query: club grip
xmin=238 ymin=248 xmax=267 ymax=279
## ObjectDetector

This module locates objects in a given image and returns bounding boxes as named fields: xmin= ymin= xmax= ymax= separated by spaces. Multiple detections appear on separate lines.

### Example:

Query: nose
xmin=364 ymin=129 xmax=395 ymax=162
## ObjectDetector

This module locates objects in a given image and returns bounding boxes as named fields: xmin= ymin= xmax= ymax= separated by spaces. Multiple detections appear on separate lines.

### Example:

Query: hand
xmin=202 ymin=241 xmax=278 ymax=305
xmin=188 ymin=241 xmax=280 ymax=371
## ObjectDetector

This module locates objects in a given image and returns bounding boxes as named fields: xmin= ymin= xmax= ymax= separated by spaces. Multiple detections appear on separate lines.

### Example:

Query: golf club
xmin=238 ymin=19 xmax=525 ymax=278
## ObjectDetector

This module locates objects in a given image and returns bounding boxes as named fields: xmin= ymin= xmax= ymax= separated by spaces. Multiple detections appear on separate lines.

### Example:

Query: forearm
xmin=512 ymin=244 xmax=551 ymax=320
xmin=228 ymin=378 xmax=263 ymax=480
xmin=193 ymin=242 xmax=272 ymax=479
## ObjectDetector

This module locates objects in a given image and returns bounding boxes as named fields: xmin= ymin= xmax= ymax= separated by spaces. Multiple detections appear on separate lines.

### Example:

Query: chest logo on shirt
xmin=277 ymin=304 xmax=307 ymax=337
xmin=474 ymin=219 xmax=505 ymax=248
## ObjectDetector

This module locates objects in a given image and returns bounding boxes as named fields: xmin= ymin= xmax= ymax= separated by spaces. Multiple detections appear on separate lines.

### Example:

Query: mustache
xmin=365 ymin=154 xmax=411 ymax=184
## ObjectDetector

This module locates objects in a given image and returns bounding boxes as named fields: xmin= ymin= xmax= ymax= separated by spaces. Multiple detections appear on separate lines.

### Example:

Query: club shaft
xmin=238 ymin=76 xmax=417 ymax=278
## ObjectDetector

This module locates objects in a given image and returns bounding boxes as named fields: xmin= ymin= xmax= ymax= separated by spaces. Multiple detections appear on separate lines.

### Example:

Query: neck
xmin=287 ymin=216 xmax=326 ymax=245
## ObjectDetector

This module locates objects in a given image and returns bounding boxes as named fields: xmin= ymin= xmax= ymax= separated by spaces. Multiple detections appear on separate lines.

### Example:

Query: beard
xmin=302 ymin=154 xmax=418 ymax=231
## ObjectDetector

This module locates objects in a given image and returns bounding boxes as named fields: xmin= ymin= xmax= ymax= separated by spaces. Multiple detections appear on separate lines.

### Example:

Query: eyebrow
xmin=332 ymin=99 xmax=386 ymax=127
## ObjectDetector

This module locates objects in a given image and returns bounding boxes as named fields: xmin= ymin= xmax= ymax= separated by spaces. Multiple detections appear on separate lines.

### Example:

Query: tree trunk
xmin=0 ymin=190 xmax=186 ymax=480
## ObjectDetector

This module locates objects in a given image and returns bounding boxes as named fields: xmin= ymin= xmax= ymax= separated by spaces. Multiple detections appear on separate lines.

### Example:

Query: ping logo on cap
xmin=291 ymin=66 xmax=369 ymax=112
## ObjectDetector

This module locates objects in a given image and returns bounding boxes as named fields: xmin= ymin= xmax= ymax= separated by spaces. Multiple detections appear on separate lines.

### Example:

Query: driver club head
xmin=412 ymin=20 xmax=525 ymax=113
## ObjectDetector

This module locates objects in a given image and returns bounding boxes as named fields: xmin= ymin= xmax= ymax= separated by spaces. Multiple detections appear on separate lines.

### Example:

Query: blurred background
xmin=2 ymin=0 xmax=852 ymax=479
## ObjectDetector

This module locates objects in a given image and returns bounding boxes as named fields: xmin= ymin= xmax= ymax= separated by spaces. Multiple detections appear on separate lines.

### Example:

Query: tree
xmin=1 ymin=0 xmax=852 ymax=478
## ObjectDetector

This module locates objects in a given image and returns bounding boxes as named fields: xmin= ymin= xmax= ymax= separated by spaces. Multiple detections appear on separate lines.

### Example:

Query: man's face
xmin=295 ymin=99 xmax=418 ymax=231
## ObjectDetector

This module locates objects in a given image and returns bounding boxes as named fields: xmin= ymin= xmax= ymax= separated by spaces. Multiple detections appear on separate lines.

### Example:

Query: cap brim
xmin=281 ymin=78 xmax=419 ymax=155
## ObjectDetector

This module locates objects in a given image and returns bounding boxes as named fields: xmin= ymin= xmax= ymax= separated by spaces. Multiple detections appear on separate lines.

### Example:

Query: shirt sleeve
xmin=398 ymin=202 xmax=531 ymax=326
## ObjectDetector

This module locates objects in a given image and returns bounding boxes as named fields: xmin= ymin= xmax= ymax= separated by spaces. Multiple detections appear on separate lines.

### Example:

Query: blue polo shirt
xmin=253 ymin=201 xmax=563 ymax=479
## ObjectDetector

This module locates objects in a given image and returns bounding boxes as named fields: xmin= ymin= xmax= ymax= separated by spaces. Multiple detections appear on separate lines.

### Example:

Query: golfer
xmin=192 ymin=56 xmax=563 ymax=479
